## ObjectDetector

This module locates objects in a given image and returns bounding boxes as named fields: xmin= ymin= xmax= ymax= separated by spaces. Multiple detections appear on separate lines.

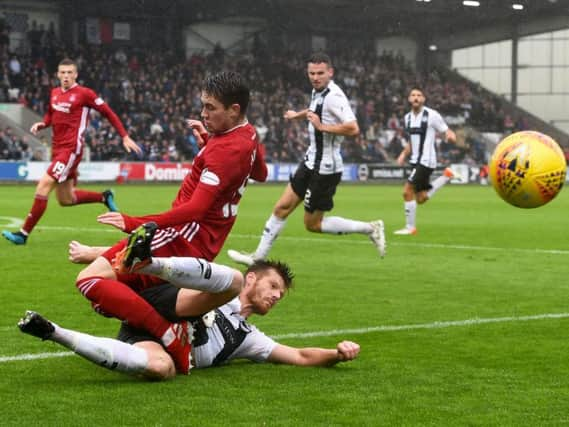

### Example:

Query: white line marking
xmin=34 ymin=225 xmax=569 ymax=255
xmin=0 ymin=351 xmax=72 ymax=362
xmin=271 ymin=312 xmax=569 ymax=339
xmin=3 ymin=312 xmax=568 ymax=364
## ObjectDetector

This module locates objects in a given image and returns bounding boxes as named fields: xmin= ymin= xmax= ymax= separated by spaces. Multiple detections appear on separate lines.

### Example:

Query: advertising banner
xmin=118 ymin=162 xmax=192 ymax=182
xmin=0 ymin=162 xmax=27 ymax=180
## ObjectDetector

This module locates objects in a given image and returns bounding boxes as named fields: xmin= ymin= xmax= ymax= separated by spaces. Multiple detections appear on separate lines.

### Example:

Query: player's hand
xmin=122 ymin=136 xmax=142 ymax=155
xmin=97 ymin=212 xmax=126 ymax=231
xmin=283 ymin=110 xmax=298 ymax=120
xmin=397 ymin=153 xmax=406 ymax=166
xmin=30 ymin=122 xmax=46 ymax=135
xmin=306 ymin=111 xmax=322 ymax=130
xmin=68 ymin=240 xmax=94 ymax=264
xmin=186 ymin=119 xmax=208 ymax=148
xmin=336 ymin=341 xmax=360 ymax=362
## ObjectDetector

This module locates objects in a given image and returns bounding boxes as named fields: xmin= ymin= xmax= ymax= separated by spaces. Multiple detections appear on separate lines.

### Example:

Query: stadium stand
xmin=0 ymin=23 xmax=556 ymax=164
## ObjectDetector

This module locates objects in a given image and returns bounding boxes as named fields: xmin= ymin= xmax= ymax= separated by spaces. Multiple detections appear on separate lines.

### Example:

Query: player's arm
xmin=307 ymin=93 xmax=359 ymax=137
xmin=397 ymin=143 xmax=411 ymax=166
xmin=31 ymin=102 xmax=52 ymax=134
xmin=98 ymin=182 xmax=219 ymax=232
xmin=250 ymin=142 xmax=268 ymax=182
xmin=186 ymin=119 xmax=209 ymax=148
xmin=89 ymin=91 xmax=141 ymax=154
xmin=307 ymin=115 xmax=359 ymax=137
xmin=433 ymin=111 xmax=456 ymax=145
xmin=284 ymin=109 xmax=309 ymax=120
xmin=267 ymin=341 xmax=360 ymax=367
xmin=445 ymin=129 xmax=457 ymax=144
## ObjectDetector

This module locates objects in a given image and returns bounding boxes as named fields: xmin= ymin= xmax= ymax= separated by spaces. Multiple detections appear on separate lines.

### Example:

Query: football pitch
xmin=1 ymin=182 xmax=568 ymax=426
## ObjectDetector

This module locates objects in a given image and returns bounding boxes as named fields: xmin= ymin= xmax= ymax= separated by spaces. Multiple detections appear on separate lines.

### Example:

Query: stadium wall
xmin=184 ymin=18 xmax=265 ymax=56
xmin=0 ymin=0 xmax=59 ymax=53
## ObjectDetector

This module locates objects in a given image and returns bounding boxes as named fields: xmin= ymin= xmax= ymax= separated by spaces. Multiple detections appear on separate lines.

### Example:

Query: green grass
xmin=1 ymin=182 xmax=569 ymax=426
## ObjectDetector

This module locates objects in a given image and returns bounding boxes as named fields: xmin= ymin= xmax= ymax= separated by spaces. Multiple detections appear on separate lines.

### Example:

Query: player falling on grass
xmin=393 ymin=87 xmax=458 ymax=235
xmin=227 ymin=52 xmax=385 ymax=267
xmin=19 ymin=227 xmax=360 ymax=380
xmin=2 ymin=58 xmax=141 ymax=246
xmin=74 ymin=71 xmax=268 ymax=375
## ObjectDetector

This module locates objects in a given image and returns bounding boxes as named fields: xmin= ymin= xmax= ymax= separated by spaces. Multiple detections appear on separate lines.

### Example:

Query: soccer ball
xmin=489 ymin=131 xmax=566 ymax=208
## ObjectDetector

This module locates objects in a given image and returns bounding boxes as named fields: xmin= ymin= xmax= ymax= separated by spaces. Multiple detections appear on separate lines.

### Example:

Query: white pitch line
xmin=2 ymin=312 xmax=568 ymax=364
xmin=35 ymin=225 xmax=569 ymax=256
xmin=0 ymin=351 xmax=72 ymax=362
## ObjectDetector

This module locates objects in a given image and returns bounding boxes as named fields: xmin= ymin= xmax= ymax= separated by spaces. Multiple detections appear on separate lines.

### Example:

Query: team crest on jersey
xmin=70 ymin=94 xmax=76 ymax=102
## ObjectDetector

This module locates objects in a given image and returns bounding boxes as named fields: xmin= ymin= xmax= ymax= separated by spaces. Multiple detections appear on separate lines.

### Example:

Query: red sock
xmin=21 ymin=194 xmax=48 ymax=234
xmin=76 ymin=276 xmax=170 ymax=339
xmin=73 ymin=189 xmax=103 ymax=205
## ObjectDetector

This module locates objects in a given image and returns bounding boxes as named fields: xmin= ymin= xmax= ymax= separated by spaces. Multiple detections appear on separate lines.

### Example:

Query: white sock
xmin=50 ymin=324 xmax=148 ymax=374
xmin=320 ymin=216 xmax=373 ymax=235
xmin=254 ymin=214 xmax=286 ymax=259
xmin=427 ymin=175 xmax=450 ymax=199
xmin=404 ymin=200 xmax=417 ymax=229
xmin=139 ymin=257 xmax=234 ymax=293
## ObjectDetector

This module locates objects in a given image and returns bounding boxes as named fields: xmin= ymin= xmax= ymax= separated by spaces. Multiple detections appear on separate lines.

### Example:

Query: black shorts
xmin=407 ymin=163 xmax=434 ymax=193
xmin=116 ymin=283 xmax=181 ymax=345
xmin=290 ymin=162 xmax=342 ymax=213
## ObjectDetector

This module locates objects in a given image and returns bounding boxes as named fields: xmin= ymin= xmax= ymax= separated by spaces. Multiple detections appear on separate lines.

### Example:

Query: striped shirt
xmin=305 ymin=80 xmax=356 ymax=174
xmin=404 ymin=106 xmax=448 ymax=169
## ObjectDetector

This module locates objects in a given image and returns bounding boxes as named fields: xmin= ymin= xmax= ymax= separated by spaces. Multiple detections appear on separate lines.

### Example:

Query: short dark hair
xmin=409 ymin=86 xmax=424 ymax=96
xmin=203 ymin=71 xmax=249 ymax=114
xmin=246 ymin=260 xmax=294 ymax=290
xmin=58 ymin=58 xmax=77 ymax=69
xmin=307 ymin=52 xmax=332 ymax=67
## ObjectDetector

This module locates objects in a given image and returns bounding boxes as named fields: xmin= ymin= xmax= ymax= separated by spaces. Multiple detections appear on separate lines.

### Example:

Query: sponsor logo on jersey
xmin=52 ymin=102 xmax=71 ymax=113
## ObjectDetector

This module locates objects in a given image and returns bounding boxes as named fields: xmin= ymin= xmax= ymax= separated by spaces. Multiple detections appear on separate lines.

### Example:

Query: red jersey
xmin=122 ymin=122 xmax=267 ymax=260
xmin=44 ymin=84 xmax=127 ymax=152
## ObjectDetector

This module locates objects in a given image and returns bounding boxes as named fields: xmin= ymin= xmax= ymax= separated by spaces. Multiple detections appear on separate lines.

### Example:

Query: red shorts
xmin=48 ymin=148 xmax=82 ymax=183
xmin=102 ymin=231 xmax=211 ymax=293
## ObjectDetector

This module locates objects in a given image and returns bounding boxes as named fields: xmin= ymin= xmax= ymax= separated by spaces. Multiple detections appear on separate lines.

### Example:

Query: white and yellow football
xmin=489 ymin=131 xmax=566 ymax=208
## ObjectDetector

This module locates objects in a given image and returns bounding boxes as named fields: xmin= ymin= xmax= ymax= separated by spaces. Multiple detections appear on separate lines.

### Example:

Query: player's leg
xmin=69 ymin=241 xmax=110 ymax=264
xmin=139 ymin=257 xmax=243 ymax=294
xmin=2 ymin=172 xmax=56 ymax=245
xmin=115 ymin=222 xmax=243 ymax=296
xmin=18 ymin=310 xmax=153 ymax=377
xmin=413 ymin=165 xmax=435 ymax=206
xmin=116 ymin=321 xmax=177 ymax=379
xmin=304 ymin=172 xmax=369 ymax=234
xmin=426 ymin=167 xmax=456 ymax=200
xmin=228 ymin=181 xmax=303 ymax=266
xmin=75 ymin=251 xmax=193 ymax=374
xmin=394 ymin=170 xmax=419 ymax=235
xmin=303 ymin=172 xmax=386 ymax=257
xmin=57 ymin=178 xmax=118 ymax=212
xmin=255 ymin=184 xmax=302 ymax=254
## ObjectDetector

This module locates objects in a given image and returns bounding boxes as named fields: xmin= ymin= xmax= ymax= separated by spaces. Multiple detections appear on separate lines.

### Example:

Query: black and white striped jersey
xmin=404 ymin=106 xmax=448 ymax=169
xmin=191 ymin=297 xmax=277 ymax=368
xmin=305 ymin=80 xmax=357 ymax=175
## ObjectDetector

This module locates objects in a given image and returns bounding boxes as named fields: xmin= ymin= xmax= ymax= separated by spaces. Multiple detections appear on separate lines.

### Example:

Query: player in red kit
xmin=2 ymin=58 xmax=141 ymax=245
xmin=74 ymin=71 xmax=267 ymax=375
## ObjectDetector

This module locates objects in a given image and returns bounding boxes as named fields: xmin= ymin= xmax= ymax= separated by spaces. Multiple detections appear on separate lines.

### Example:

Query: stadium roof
xmin=49 ymin=0 xmax=569 ymax=39
xmin=244 ymin=0 xmax=569 ymax=36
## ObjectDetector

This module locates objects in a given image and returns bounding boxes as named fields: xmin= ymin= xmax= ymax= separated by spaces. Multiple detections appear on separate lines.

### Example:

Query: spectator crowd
xmin=0 ymin=21 xmax=538 ymax=166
